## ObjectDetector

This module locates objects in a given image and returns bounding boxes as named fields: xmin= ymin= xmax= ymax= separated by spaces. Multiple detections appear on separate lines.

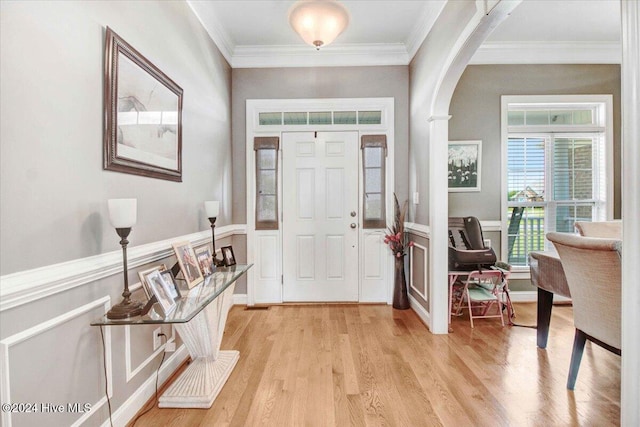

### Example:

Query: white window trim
xmin=500 ymin=94 xmax=614 ymax=276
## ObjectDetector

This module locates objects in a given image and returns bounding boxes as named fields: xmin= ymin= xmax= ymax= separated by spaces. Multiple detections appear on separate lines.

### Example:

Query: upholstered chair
xmin=574 ymin=220 xmax=622 ymax=239
xmin=546 ymin=232 xmax=622 ymax=390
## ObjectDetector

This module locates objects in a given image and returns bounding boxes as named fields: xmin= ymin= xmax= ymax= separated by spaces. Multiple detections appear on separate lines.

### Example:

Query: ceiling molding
xmin=187 ymin=0 xmax=234 ymax=65
xmin=470 ymin=41 xmax=622 ymax=64
xmin=231 ymin=43 xmax=410 ymax=69
xmin=405 ymin=0 xmax=448 ymax=60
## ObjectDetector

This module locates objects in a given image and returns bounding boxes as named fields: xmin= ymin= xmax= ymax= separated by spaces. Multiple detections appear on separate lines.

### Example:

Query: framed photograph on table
xmin=137 ymin=264 xmax=166 ymax=299
xmin=221 ymin=245 xmax=236 ymax=267
xmin=172 ymin=241 xmax=204 ymax=289
xmin=195 ymin=246 xmax=215 ymax=277
xmin=103 ymin=27 xmax=183 ymax=182
xmin=160 ymin=270 xmax=181 ymax=301
xmin=146 ymin=269 xmax=177 ymax=317
xmin=448 ymin=140 xmax=482 ymax=192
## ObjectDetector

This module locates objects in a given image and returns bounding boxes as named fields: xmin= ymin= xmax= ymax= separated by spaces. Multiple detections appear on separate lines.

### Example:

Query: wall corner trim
xmin=0 ymin=224 xmax=247 ymax=312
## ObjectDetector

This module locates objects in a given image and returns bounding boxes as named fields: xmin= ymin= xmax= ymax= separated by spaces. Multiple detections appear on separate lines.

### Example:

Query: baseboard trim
xmin=508 ymin=290 xmax=571 ymax=303
xmin=0 ymin=224 xmax=247 ymax=312
xmin=103 ymin=345 xmax=189 ymax=427
xmin=409 ymin=294 xmax=431 ymax=331
xmin=232 ymin=294 xmax=248 ymax=306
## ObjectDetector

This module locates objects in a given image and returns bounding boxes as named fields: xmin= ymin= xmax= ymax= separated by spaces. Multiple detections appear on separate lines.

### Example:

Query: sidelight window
xmin=361 ymin=135 xmax=387 ymax=228
xmin=255 ymin=137 xmax=279 ymax=230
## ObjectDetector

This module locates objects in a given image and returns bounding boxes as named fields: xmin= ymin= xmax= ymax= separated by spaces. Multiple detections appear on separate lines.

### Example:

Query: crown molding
xmin=187 ymin=0 xmax=234 ymax=65
xmin=470 ymin=41 xmax=622 ymax=64
xmin=231 ymin=43 xmax=410 ymax=68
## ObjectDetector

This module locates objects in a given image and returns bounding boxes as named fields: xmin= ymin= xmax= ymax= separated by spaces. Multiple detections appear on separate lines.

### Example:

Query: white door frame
xmin=246 ymin=98 xmax=395 ymax=305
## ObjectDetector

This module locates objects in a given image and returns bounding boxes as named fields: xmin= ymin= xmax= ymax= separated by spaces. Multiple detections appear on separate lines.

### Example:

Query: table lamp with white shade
xmin=106 ymin=198 xmax=145 ymax=319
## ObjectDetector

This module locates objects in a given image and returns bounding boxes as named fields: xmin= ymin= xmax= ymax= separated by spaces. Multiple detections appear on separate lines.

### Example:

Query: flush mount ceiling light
xmin=288 ymin=0 xmax=350 ymax=50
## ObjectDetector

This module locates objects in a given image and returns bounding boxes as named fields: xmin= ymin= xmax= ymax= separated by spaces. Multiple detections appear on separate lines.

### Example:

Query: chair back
xmin=575 ymin=220 xmax=622 ymax=239
xmin=547 ymin=232 xmax=622 ymax=349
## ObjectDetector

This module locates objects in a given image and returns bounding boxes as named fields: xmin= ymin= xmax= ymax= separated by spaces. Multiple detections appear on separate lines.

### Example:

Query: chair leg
xmin=467 ymin=289 xmax=474 ymax=328
xmin=567 ymin=329 xmax=587 ymax=390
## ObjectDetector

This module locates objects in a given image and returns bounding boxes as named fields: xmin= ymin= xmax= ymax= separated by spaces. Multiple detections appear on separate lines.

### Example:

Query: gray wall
xmin=449 ymin=64 xmax=622 ymax=221
xmin=448 ymin=64 xmax=621 ymax=291
xmin=0 ymin=0 xmax=232 ymax=275
xmin=231 ymin=66 xmax=410 ymax=224
xmin=0 ymin=1 xmax=232 ymax=426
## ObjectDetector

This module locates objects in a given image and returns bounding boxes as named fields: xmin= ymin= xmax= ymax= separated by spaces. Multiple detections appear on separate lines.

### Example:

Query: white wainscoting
xmin=125 ymin=325 xmax=176 ymax=383
xmin=0 ymin=225 xmax=247 ymax=427
xmin=0 ymin=225 xmax=245 ymax=312
xmin=102 ymin=345 xmax=189 ymax=427
xmin=0 ymin=297 xmax=112 ymax=427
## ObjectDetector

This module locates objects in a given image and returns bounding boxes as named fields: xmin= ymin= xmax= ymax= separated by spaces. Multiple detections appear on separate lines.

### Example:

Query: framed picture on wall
xmin=448 ymin=140 xmax=482 ymax=192
xmin=103 ymin=27 xmax=183 ymax=182
xmin=221 ymin=245 xmax=236 ymax=267
xmin=171 ymin=241 xmax=204 ymax=289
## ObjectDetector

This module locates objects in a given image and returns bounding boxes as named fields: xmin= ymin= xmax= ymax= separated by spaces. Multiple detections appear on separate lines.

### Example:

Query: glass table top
xmin=91 ymin=264 xmax=252 ymax=326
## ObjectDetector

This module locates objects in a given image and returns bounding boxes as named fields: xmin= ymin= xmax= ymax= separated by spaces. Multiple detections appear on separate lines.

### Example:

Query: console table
xmin=92 ymin=264 xmax=252 ymax=408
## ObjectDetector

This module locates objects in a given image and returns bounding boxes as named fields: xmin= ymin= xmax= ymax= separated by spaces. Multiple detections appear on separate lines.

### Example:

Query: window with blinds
xmin=255 ymin=137 xmax=279 ymax=230
xmin=505 ymin=101 xmax=609 ymax=267
xmin=361 ymin=135 xmax=387 ymax=228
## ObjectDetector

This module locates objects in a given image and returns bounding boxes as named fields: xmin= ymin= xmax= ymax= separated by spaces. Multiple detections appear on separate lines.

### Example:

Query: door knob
xmin=350 ymin=223 xmax=357 ymax=229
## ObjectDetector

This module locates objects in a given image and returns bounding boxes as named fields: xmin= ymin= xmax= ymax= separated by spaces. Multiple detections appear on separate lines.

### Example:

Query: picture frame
xmin=103 ymin=27 xmax=183 ymax=182
xmin=194 ymin=246 xmax=215 ymax=277
xmin=145 ymin=269 xmax=177 ymax=317
xmin=137 ymin=264 xmax=166 ymax=299
xmin=448 ymin=140 xmax=482 ymax=192
xmin=172 ymin=241 xmax=204 ymax=289
xmin=221 ymin=245 xmax=236 ymax=267
xmin=160 ymin=270 xmax=181 ymax=301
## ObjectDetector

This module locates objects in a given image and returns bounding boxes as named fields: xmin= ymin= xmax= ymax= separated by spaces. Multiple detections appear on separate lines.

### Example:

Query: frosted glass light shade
xmin=108 ymin=199 xmax=137 ymax=228
xmin=289 ymin=0 xmax=350 ymax=49
xmin=205 ymin=201 xmax=220 ymax=218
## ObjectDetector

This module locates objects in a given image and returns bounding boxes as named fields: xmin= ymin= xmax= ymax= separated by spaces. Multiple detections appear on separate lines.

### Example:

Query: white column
xmin=621 ymin=1 xmax=640 ymax=425
xmin=428 ymin=115 xmax=451 ymax=334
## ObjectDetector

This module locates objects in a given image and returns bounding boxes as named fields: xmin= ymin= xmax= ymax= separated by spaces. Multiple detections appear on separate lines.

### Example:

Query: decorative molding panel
xmin=0 ymin=297 xmax=112 ymax=427
xmin=409 ymin=243 xmax=428 ymax=301
xmin=125 ymin=325 xmax=176 ymax=383
xmin=0 ymin=225 xmax=246 ymax=312
xmin=103 ymin=345 xmax=188 ymax=427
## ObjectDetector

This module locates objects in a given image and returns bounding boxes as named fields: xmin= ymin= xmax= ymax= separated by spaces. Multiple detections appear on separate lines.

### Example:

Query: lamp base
xmin=107 ymin=299 xmax=145 ymax=319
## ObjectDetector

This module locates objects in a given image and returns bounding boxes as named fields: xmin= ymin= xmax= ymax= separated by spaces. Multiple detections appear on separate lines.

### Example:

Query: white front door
xmin=282 ymin=131 xmax=360 ymax=301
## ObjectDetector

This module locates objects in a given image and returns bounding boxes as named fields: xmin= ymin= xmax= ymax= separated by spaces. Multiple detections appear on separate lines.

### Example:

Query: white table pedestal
xmin=159 ymin=282 xmax=237 ymax=408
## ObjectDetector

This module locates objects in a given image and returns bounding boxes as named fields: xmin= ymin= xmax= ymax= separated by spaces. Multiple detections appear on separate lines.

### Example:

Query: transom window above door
xmin=258 ymin=110 xmax=382 ymax=126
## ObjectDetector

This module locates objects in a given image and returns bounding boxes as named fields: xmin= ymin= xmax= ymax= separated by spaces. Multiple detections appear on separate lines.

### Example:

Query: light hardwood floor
xmin=133 ymin=303 xmax=620 ymax=426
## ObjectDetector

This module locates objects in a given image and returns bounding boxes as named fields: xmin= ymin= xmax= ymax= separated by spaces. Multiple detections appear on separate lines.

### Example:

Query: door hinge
xmin=281 ymin=275 xmax=283 ymax=285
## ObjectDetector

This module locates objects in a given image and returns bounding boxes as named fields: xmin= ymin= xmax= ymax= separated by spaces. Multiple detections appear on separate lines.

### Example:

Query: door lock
xmin=350 ymin=211 xmax=357 ymax=217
